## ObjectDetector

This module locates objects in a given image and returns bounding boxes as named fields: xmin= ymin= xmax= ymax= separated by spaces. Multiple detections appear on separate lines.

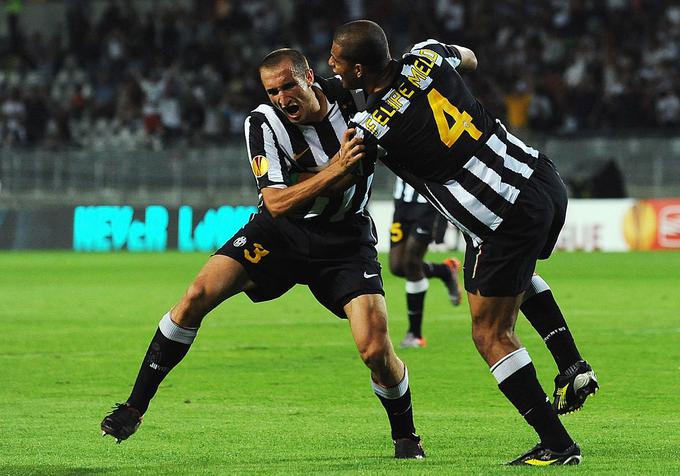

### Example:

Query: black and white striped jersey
xmin=393 ymin=176 xmax=428 ymax=204
xmin=351 ymin=39 xmax=539 ymax=246
xmin=244 ymin=76 xmax=373 ymax=224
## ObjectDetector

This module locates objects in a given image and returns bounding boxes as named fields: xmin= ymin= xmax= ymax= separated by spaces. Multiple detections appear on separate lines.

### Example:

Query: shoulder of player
xmin=406 ymin=39 xmax=455 ymax=57
xmin=248 ymin=104 xmax=276 ymax=122
xmin=315 ymin=75 xmax=358 ymax=110
xmin=246 ymin=104 xmax=294 ymax=133
xmin=314 ymin=75 xmax=342 ymax=100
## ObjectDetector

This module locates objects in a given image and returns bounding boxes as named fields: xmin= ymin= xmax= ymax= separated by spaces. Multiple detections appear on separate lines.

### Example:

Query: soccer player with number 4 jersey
xmin=328 ymin=20 xmax=598 ymax=466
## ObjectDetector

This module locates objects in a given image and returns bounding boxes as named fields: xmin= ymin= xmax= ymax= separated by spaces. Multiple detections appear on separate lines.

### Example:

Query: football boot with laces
xmin=553 ymin=360 xmax=599 ymax=414
xmin=507 ymin=442 xmax=582 ymax=466
xmin=442 ymin=258 xmax=463 ymax=306
xmin=101 ymin=403 xmax=143 ymax=443
xmin=394 ymin=435 xmax=426 ymax=459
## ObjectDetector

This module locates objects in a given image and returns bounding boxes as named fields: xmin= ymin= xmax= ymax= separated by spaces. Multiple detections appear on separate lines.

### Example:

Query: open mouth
xmin=282 ymin=104 xmax=301 ymax=117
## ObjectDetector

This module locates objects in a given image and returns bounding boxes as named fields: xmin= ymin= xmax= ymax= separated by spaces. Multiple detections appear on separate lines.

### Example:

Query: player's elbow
xmin=463 ymin=52 xmax=478 ymax=71
xmin=457 ymin=46 xmax=478 ymax=71
xmin=261 ymin=189 xmax=288 ymax=218
xmin=265 ymin=202 xmax=286 ymax=218
xmin=467 ymin=54 xmax=478 ymax=71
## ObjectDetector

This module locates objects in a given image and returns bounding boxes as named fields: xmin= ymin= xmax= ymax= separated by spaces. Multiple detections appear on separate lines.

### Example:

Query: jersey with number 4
xmin=351 ymin=39 xmax=540 ymax=246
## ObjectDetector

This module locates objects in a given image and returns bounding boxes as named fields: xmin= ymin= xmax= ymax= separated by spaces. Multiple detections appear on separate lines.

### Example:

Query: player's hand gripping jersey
xmin=351 ymin=40 xmax=541 ymax=246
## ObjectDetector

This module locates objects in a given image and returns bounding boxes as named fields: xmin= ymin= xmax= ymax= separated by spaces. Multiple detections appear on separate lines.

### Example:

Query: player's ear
xmin=355 ymin=64 xmax=363 ymax=78
xmin=305 ymin=68 xmax=314 ymax=86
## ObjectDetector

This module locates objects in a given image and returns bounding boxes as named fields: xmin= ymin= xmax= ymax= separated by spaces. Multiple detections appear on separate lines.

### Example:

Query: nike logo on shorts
xmin=293 ymin=147 xmax=310 ymax=162
xmin=363 ymin=272 xmax=379 ymax=279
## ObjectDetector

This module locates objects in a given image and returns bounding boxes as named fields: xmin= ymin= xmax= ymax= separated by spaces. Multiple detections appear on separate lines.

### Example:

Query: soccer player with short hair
xmin=327 ymin=20 xmax=598 ymax=465
xmin=101 ymin=48 xmax=425 ymax=459
xmin=390 ymin=176 xmax=463 ymax=348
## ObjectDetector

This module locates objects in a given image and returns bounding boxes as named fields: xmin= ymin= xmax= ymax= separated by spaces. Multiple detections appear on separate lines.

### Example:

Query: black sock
xmin=406 ymin=290 xmax=426 ymax=338
xmin=521 ymin=277 xmax=582 ymax=373
xmin=372 ymin=368 xmax=417 ymax=440
xmin=423 ymin=262 xmax=451 ymax=281
xmin=493 ymin=348 xmax=573 ymax=451
xmin=127 ymin=313 xmax=197 ymax=414
xmin=405 ymin=279 xmax=428 ymax=338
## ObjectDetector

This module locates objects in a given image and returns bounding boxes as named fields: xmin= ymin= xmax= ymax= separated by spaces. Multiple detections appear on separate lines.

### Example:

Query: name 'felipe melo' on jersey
xmin=351 ymin=39 xmax=540 ymax=246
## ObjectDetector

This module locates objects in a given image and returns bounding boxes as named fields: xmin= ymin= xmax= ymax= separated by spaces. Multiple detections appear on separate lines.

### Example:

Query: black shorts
xmin=463 ymin=157 xmax=567 ymax=297
xmin=215 ymin=211 xmax=384 ymax=319
xmin=390 ymin=201 xmax=438 ymax=246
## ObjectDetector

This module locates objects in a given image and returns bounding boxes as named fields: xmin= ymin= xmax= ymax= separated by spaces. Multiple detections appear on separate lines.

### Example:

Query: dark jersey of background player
xmin=390 ymin=176 xmax=462 ymax=349
xmin=350 ymin=40 xmax=538 ymax=251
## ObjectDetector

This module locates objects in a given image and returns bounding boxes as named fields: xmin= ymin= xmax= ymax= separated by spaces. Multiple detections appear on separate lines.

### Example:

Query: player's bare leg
xmin=101 ymin=255 xmax=255 ymax=443
xmin=346 ymin=294 xmax=402 ymax=386
xmin=345 ymin=294 xmax=425 ymax=459
xmin=468 ymin=292 xmax=581 ymax=464
xmin=171 ymin=255 xmax=255 ymax=328
xmin=521 ymin=274 xmax=598 ymax=414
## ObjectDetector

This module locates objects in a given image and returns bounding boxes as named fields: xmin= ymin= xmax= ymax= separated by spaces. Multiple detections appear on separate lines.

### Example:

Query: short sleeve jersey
xmin=351 ymin=40 xmax=541 ymax=245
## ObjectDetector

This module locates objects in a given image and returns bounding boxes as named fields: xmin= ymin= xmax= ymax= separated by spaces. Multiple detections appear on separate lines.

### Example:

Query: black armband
xmin=444 ymin=44 xmax=462 ymax=61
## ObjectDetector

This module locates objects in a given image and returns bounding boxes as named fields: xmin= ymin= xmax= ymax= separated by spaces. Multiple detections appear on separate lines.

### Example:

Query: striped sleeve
xmin=244 ymin=113 xmax=289 ymax=190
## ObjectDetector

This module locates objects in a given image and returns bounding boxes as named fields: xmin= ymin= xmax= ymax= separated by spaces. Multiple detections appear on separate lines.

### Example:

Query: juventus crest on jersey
xmin=351 ymin=39 xmax=540 ymax=246
xmin=244 ymin=77 xmax=373 ymax=223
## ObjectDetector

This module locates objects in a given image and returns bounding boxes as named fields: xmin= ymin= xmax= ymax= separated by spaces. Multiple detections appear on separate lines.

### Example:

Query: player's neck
xmin=364 ymin=61 xmax=398 ymax=96
xmin=307 ymin=86 xmax=329 ymax=122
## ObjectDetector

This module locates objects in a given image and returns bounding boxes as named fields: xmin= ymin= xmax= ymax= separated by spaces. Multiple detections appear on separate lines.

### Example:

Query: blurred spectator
xmin=656 ymin=88 xmax=680 ymax=127
xmin=158 ymin=78 xmax=182 ymax=142
xmin=1 ymin=87 xmax=27 ymax=146
xmin=5 ymin=0 xmax=23 ymax=55
xmin=24 ymin=84 xmax=49 ymax=145
xmin=504 ymin=80 xmax=532 ymax=131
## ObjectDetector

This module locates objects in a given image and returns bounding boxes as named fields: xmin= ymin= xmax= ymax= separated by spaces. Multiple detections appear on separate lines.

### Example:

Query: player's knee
xmin=356 ymin=333 xmax=390 ymax=370
xmin=403 ymin=257 xmax=422 ymax=280
xmin=471 ymin=324 xmax=492 ymax=355
xmin=358 ymin=341 xmax=389 ymax=369
xmin=389 ymin=258 xmax=405 ymax=277
xmin=185 ymin=281 xmax=209 ymax=307
xmin=175 ymin=281 xmax=211 ymax=325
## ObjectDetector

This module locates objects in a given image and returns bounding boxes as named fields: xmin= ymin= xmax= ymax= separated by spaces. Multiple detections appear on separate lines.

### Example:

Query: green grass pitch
xmin=1 ymin=251 xmax=679 ymax=475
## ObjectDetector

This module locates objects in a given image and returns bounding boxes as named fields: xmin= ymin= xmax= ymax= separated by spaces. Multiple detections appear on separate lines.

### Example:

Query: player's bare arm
xmin=295 ymin=170 xmax=361 ymax=196
xmin=261 ymin=128 xmax=365 ymax=217
xmin=451 ymin=45 xmax=477 ymax=72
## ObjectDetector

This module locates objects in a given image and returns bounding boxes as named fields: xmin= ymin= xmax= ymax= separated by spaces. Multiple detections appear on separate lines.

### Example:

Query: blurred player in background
xmin=101 ymin=48 xmax=425 ymax=459
xmin=389 ymin=176 xmax=462 ymax=348
xmin=328 ymin=20 xmax=598 ymax=465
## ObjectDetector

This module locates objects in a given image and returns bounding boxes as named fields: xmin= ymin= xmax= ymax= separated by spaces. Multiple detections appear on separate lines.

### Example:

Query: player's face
xmin=260 ymin=60 xmax=316 ymax=124
xmin=328 ymin=42 xmax=361 ymax=89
